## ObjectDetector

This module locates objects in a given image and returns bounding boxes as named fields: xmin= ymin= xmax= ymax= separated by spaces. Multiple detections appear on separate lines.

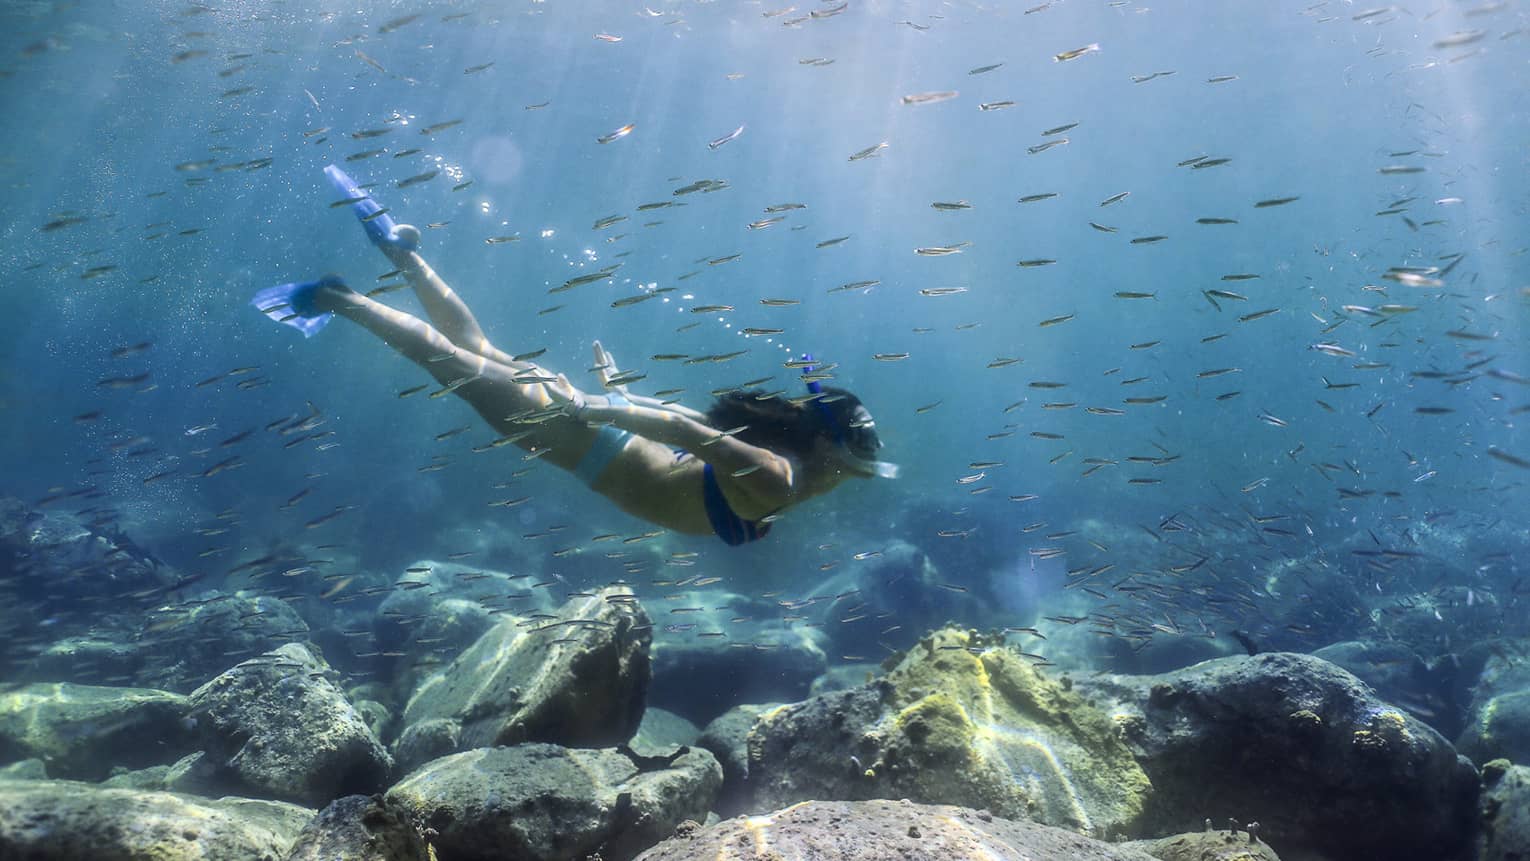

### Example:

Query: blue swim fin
xmin=324 ymin=164 xmax=420 ymax=252
xmin=251 ymin=276 xmax=342 ymax=338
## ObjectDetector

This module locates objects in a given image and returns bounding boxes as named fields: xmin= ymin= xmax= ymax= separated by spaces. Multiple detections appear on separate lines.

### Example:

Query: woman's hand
xmin=542 ymin=373 xmax=588 ymax=419
xmin=592 ymin=340 xmax=632 ymax=401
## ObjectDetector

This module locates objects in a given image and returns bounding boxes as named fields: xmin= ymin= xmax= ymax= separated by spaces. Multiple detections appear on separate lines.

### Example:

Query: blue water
xmin=0 ymin=0 xmax=1526 ymax=676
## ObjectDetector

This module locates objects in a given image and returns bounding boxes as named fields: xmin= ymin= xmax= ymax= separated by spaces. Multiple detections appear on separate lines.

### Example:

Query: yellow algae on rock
xmin=746 ymin=627 xmax=1151 ymax=838
xmin=875 ymin=629 xmax=1152 ymax=836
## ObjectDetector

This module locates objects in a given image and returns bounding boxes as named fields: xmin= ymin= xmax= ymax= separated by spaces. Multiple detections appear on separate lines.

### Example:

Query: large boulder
xmin=284 ymin=793 xmax=429 ymax=861
xmin=1458 ymin=689 xmax=1530 ymax=766
xmin=1313 ymin=639 xmax=1460 ymax=735
xmin=22 ymin=592 xmax=311 ymax=693
xmin=1077 ymin=652 xmax=1479 ymax=861
xmin=385 ymin=743 xmax=721 ymax=861
xmin=1478 ymin=759 xmax=1530 ymax=861
xmin=1457 ymin=645 xmax=1530 ymax=766
xmin=0 ymin=778 xmax=312 ymax=861
xmin=134 ymin=593 xmax=312 ymax=691
xmin=748 ymin=627 xmax=1151 ymax=837
xmin=1123 ymin=829 xmax=1281 ymax=861
xmin=0 ymin=682 xmax=196 ymax=780
xmin=803 ymin=539 xmax=982 ymax=659
xmin=0 ymin=760 xmax=47 ymax=780
xmin=630 ymin=799 xmax=1160 ymax=861
xmin=631 ymin=707 xmax=700 ymax=757
xmin=648 ymin=589 xmax=826 ymax=726
xmin=0 ymin=497 xmax=180 ymax=679
xmin=188 ymin=643 xmax=391 ymax=806
xmin=398 ymin=588 xmax=651 ymax=751
xmin=696 ymin=702 xmax=778 ymax=816
xmin=21 ymin=636 xmax=144 ymax=686
xmin=370 ymin=560 xmax=535 ymax=697
xmin=0 ymin=497 xmax=176 ymax=607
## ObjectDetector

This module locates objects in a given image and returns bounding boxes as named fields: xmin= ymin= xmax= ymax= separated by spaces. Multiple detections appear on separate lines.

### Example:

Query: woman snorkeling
xmin=253 ymin=165 xmax=896 ymax=546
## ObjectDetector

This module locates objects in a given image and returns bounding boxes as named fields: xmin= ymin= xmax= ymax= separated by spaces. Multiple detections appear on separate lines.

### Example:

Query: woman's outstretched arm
xmin=544 ymin=375 xmax=794 ymax=504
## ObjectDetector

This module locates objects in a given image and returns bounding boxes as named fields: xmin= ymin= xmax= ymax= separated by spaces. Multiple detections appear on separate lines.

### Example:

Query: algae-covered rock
xmin=0 ymin=682 xmax=196 ymax=780
xmin=384 ymin=742 xmax=721 ymax=861
xmin=1479 ymin=759 xmax=1530 ymax=861
xmin=809 ymin=662 xmax=881 ymax=697
xmin=630 ymin=798 xmax=1160 ymax=861
xmin=399 ymin=587 xmax=651 ymax=750
xmin=284 ymin=793 xmax=429 ymax=861
xmin=188 ymin=643 xmax=391 ymax=806
xmin=0 ymin=777 xmax=312 ymax=861
xmin=1078 ymin=652 xmax=1478 ymax=861
xmin=1123 ymin=830 xmax=1283 ymax=861
xmin=1459 ymin=689 xmax=1530 ymax=766
xmin=748 ymin=627 xmax=1152 ymax=837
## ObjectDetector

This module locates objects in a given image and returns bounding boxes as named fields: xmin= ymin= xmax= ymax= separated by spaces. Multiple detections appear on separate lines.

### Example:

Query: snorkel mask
xmin=800 ymin=354 xmax=900 ymax=479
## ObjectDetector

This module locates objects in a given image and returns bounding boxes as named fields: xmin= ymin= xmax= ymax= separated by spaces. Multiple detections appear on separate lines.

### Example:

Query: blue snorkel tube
xmin=800 ymin=354 xmax=899 ymax=479
xmin=799 ymin=353 xmax=839 ymax=439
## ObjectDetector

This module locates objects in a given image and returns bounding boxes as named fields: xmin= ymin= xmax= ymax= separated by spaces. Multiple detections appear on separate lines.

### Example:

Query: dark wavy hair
xmin=705 ymin=386 xmax=880 ymax=463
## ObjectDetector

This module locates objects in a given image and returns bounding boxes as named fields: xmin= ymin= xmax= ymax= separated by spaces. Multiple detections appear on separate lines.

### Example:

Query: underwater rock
xmin=0 ymin=778 xmax=312 ymax=861
xmin=809 ymin=661 xmax=879 ymax=697
xmin=804 ymin=539 xmax=980 ymax=658
xmin=384 ymin=742 xmax=721 ymax=861
xmin=1478 ymin=759 xmax=1530 ymax=861
xmin=748 ymin=627 xmax=1152 ymax=837
xmin=629 ymin=798 xmax=1160 ymax=861
xmin=390 ymin=717 xmax=460 ymax=777
xmin=0 ymin=759 xmax=47 ymax=780
xmin=0 ymin=682 xmax=197 ymax=781
xmin=23 ymin=635 xmax=145 ymax=685
xmin=101 ymin=762 xmax=175 ymax=790
xmin=375 ymin=560 xmax=525 ymax=639
xmin=0 ymin=497 xmax=180 ymax=680
xmin=136 ymin=592 xmax=313 ymax=692
xmin=1314 ymin=639 xmax=1459 ymax=734
xmin=398 ymin=587 xmax=651 ymax=751
xmin=1458 ymin=689 xmax=1530 ymax=766
xmin=371 ymin=560 xmax=528 ymax=697
xmin=1123 ymin=830 xmax=1283 ymax=860
xmin=1457 ymin=644 xmax=1530 ymax=766
xmin=24 ymin=592 xmax=313 ymax=693
xmin=188 ymin=642 xmax=392 ymax=806
xmin=696 ymin=702 xmax=779 ymax=817
xmin=284 ymin=793 xmax=429 ymax=861
xmin=631 ymin=707 xmax=700 ymax=757
xmin=648 ymin=589 xmax=826 ymax=726
xmin=1076 ymin=652 xmax=1479 ymax=861
xmin=0 ymin=496 xmax=177 ymax=605
xmin=352 ymin=697 xmax=392 ymax=740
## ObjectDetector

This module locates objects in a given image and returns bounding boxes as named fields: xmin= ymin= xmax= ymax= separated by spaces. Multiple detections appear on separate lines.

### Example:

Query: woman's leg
xmin=382 ymin=238 xmax=530 ymax=370
xmin=315 ymin=284 xmax=597 ymax=471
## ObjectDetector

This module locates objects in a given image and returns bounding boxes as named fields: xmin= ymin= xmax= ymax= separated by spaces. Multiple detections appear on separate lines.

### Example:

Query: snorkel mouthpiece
xmin=799 ymin=354 xmax=899 ymax=479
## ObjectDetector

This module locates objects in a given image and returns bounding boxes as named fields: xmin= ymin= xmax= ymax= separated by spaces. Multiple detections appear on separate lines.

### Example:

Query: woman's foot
xmin=308 ymin=275 xmax=363 ymax=313
xmin=251 ymin=275 xmax=350 ymax=338
xmin=324 ymin=164 xmax=421 ymax=253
